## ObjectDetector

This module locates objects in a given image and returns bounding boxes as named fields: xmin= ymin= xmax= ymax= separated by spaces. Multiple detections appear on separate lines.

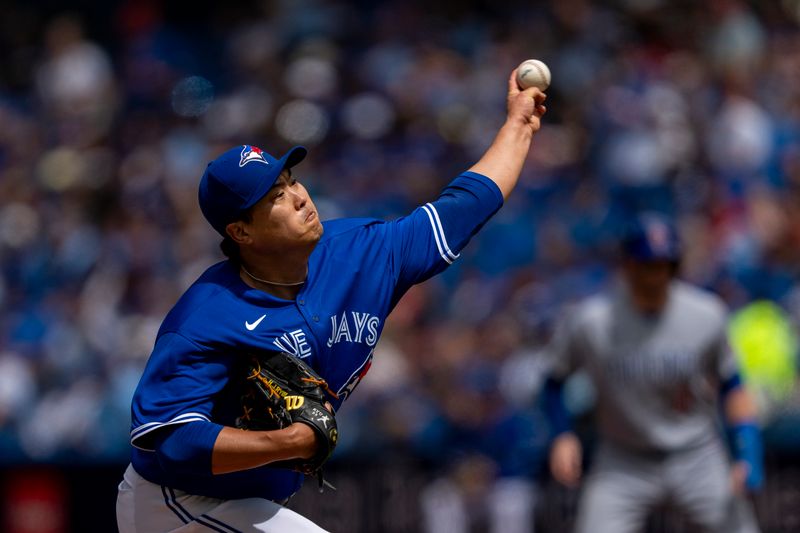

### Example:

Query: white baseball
xmin=516 ymin=59 xmax=551 ymax=91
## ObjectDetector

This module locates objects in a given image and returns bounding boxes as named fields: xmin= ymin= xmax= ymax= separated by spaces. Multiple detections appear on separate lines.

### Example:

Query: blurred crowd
xmin=0 ymin=0 xmax=799 ymax=508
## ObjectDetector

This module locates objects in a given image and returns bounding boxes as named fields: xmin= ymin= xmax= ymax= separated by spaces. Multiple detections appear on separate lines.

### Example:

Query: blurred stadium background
xmin=1 ymin=0 xmax=799 ymax=531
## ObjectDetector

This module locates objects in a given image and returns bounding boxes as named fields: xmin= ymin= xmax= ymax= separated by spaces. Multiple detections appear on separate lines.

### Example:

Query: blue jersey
xmin=129 ymin=172 xmax=503 ymax=501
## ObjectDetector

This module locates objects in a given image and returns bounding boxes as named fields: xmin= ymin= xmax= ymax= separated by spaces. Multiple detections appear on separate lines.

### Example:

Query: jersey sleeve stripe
xmin=421 ymin=204 xmax=451 ymax=264
xmin=425 ymin=202 xmax=460 ymax=262
xmin=421 ymin=204 xmax=457 ymax=264
xmin=130 ymin=412 xmax=211 ymax=450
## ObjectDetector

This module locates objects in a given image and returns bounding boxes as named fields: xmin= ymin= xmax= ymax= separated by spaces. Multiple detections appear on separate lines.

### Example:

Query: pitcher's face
xmin=238 ymin=170 xmax=324 ymax=253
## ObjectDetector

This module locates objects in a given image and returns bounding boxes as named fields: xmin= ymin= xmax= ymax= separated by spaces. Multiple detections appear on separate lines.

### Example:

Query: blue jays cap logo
xmin=647 ymin=222 xmax=669 ymax=254
xmin=239 ymin=145 xmax=269 ymax=167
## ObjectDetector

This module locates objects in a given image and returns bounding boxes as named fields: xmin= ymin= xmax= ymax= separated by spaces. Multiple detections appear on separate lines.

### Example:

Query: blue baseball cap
xmin=621 ymin=212 xmax=681 ymax=262
xmin=198 ymin=144 xmax=307 ymax=236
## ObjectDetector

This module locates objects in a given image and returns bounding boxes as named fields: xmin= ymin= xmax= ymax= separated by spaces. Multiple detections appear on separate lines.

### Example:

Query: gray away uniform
xmin=549 ymin=280 xmax=759 ymax=533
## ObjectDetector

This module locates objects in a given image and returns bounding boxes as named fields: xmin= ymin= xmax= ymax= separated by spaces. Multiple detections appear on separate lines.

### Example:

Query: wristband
xmin=728 ymin=421 xmax=764 ymax=491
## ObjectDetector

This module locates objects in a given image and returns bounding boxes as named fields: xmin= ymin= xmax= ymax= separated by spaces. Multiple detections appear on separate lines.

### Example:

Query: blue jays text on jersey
xmin=128 ymin=172 xmax=504 ymax=502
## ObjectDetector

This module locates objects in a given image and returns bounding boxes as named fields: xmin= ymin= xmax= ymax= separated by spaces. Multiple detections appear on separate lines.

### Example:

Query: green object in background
xmin=728 ymin=300 xmax=798 ymax=420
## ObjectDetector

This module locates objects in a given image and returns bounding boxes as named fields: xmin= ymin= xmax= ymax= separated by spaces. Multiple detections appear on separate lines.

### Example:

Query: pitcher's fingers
xmin=509 ymin=68 xmax=521 ymax=94
xmin=523 ymin=87 xmax=547 ymax=104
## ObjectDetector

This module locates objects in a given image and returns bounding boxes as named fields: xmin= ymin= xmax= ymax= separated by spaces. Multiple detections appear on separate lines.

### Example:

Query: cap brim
xmin=283 ymin=145 xmax=307 ymax=169
xmin=242 ymin=145 xmax=308 ymax=210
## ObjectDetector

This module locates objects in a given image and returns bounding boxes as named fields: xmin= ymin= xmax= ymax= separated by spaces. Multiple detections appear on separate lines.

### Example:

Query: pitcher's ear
xmin=226 ymin=220 xmax=251 ymax=245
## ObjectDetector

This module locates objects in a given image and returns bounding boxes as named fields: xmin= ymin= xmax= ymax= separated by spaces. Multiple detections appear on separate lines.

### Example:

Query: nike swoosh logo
xmin=245 ymin=314 xmax=267 ymax=331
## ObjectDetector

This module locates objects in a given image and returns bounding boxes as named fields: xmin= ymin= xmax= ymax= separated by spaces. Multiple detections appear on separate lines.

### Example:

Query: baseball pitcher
xmin=116 ymin=68 xmax=547 ymax=532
